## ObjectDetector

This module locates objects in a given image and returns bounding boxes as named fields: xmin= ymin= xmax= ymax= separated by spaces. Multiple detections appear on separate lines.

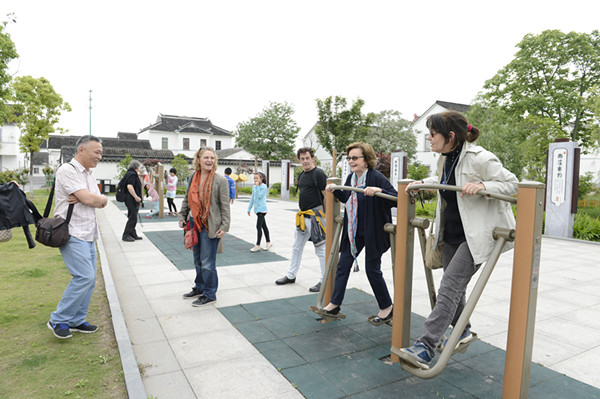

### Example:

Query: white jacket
xmin=424 ymin=142 xmax=518 ymax=264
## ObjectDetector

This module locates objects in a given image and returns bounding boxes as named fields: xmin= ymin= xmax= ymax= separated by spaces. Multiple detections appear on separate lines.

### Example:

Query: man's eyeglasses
xmin=347 ymin=156 xmax=364 ymax=161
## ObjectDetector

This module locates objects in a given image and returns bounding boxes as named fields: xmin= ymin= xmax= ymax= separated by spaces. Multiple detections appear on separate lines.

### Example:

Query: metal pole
xmin=89 ymin=90 xmax=92 ymax=136
xmin=502 ymin=182 xmax=544 ymax=399
xmin=390 ymin=179 xmax=415 ymax=362
xmin=323 ymin=177 xmax=341 ymax=307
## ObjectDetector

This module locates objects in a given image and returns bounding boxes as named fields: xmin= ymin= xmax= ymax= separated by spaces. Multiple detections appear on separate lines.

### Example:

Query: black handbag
xmin=35 ymin=164 xmax=75 ymax=248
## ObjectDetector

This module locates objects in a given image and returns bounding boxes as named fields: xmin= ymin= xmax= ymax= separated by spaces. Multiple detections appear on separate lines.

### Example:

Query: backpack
xmin=116 ymin=178 xmax=127 ymax=202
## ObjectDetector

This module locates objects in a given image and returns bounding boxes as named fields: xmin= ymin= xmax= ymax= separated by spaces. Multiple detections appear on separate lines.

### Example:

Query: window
xmin=183 ymin=138 xmax=189 ymax=150
xmin=200 ymin=139 xmax=207 ymax=147
xmin=215 ymin=140 xmax=221 ymax=151
xmin=33 ymin=167 xmax=39 ymax=174
xmin=162 ymin=137 xmax=168 ymax=149
xmin=423 ymin=133 xmax=431 ymax=152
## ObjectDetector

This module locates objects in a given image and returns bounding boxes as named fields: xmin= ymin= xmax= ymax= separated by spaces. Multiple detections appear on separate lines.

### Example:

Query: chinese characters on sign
xmin=551 ymin=148 xmax=567 ymax=206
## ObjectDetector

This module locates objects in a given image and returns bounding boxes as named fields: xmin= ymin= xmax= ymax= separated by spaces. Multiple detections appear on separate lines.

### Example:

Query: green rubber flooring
xmin=221 ymin=288 xmax=600 ymax=399
xmin=144 ymin=230 xmax=287 ymax=269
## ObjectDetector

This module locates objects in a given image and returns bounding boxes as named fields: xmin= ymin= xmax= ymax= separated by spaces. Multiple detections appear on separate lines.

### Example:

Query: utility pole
xmin=89 ymin=90 xmax=92 ymax=136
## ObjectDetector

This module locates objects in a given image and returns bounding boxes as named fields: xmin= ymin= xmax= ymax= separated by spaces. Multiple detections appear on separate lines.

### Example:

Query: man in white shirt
xmin=47 ymin=135 xmax=108 ymax=339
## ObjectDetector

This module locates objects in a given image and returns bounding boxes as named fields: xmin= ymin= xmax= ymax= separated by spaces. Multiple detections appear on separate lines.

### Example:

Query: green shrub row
xmin=573 ymin=213 xmax=600 ymax=242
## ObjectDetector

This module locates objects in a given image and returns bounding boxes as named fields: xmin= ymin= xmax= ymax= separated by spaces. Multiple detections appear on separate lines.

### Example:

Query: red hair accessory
xmin=467 ymin=124 xmax=473 ymax=132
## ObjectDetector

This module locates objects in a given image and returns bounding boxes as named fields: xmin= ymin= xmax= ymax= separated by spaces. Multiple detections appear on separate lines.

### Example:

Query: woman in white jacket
xmin=399 ymin=111 xmax=518 ymax=370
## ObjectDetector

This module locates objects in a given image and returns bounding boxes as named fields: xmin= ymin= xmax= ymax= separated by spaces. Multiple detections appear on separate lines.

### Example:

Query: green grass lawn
xmin=0 ymin=189 xmax=126 ymax=399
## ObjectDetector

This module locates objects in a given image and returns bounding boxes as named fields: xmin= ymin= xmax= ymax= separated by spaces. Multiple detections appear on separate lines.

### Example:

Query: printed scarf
xmin=189 ymin=169 xmax=215 ymax=232
xmin=345 ymin=170 xmax=367 ymax=272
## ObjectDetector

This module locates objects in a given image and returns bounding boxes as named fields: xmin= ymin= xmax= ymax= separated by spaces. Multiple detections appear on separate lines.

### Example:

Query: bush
xmin=0 ymin=168 xmax=30 ymax=186
xmin=270 ymin=182 xmax=281 ymax=194
xmin=238 ymin=186 xmax=252 ymax=194
xmin=290 ymin=185 xmax=298 ymax=196
xmin=578 ymin=172 xmax=596 ymax=199
xmin=573 ymin=213 xmax=600 ymax=242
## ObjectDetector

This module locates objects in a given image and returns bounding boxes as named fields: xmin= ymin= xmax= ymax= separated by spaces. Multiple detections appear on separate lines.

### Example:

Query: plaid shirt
xmin=54 ymin=159 xmax=100 ymax=242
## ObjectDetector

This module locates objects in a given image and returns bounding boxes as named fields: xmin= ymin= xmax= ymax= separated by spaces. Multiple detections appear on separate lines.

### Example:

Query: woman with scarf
xmin=178 ymin=147 xmax=231 ymax=306
xmin=398 ymin=111 xmax=518 ymax=370
xmin=316 ymin=142 xmax=397 ymax=325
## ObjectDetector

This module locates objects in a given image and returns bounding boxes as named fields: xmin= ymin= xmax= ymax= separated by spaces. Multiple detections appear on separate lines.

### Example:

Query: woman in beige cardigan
xmin=178 ymin=147 xmax=230 ymax=306
xmin=399 ymin=111 xmax=518 ymax=369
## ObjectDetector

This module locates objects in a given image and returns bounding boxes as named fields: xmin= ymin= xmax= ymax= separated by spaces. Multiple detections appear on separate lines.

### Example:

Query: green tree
xmin=407 ymin=161 xmax=430 ymax=182
xmin=470 ymin=30 xmax=600 ymax=181
xmin=11 ymin=76 xmax=71 ymax=186
xmin=367 ymin=110 xmax=416 ymax=160
xmin=314 ymin=96 xmax=375 ymax=161
xmin=116 ymin=154 xmax=133 ymax=179
xmin=0 ymin=14 xmax=18 ymax=121
xmin=234 ymin=101 xmax=298 ymax=160
xmin=171 ymin=154 xmax=189 ymax=185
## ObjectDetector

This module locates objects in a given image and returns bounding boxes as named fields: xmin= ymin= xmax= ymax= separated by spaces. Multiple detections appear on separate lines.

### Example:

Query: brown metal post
xmin=502 ymin=182 xmax=544 ymax=399
xmin=323 ymin=177 xmax=341 ymax=305
xmin=390 ymin=179 xmax=415 ymax=362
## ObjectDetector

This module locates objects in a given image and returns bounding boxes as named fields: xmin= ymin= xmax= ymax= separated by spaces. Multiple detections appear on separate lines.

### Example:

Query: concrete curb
xmin=97 ymin=232 xmax=147 ymax=399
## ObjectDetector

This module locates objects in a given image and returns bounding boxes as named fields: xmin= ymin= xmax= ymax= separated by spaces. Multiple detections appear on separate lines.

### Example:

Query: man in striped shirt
xmin=47 ymin=135 xmax=108 ymax=339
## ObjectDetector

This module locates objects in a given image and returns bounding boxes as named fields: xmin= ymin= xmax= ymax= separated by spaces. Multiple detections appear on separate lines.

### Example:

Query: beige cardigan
xmin=179 ymin=172 xmax=231 ymax=239
xmin=424 ymin=142 xmax=518 ymax=264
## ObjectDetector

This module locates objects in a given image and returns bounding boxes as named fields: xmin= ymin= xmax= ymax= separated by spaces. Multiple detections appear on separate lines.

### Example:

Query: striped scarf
xmin=345 ymin=170 xmax=367 ymax=272
xmin=189 ymin=169 xmax=215 ymax=232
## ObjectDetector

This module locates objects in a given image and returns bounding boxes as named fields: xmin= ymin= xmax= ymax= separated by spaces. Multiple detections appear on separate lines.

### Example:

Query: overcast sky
xmin=2 ymin=0 xmax=599 ymax=143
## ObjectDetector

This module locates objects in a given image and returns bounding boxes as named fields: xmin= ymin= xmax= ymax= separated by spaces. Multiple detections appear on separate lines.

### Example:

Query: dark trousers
xmin=123 ymin=197 xmax=139 ymax=239
xmin=255 ymin=212 xmax=270 ymax=245
xmin=330 ymin=235 xmax=392 ymax=310
xmin=167 ymin=197 xmax=177 ymax=213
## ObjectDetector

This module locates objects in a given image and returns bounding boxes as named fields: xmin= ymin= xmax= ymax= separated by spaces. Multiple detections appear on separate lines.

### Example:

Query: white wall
xmin=139 ymin=130 xmax=234 ymax=158
xmin=412 ymin=103 xmax=449 ymax=175
xmin=0 ymin=124 xmax=26 ymax=170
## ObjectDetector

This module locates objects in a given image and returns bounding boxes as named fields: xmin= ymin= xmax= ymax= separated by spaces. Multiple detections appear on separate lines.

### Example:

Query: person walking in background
xmin=275 ymin=147 xmax=327 ymax=293
xmin=399 ymin=111 xmax=518 ymax=370
xmin=315 ymin=142 xmax=396 ymax=325
xmin=248 ymin=172 xmax=272 ymax=252
xmin=224 ymin=167 xmax=236 ymax=204
xmin=179 ymin=147 xmax=230 ymax=306
xmin=121 ymin=160 xmax=143 ymax=242
xmin=166 ymin=167 xmax=178 ymax=215
xmin=48 ymin=135 xmax=108 ymax=339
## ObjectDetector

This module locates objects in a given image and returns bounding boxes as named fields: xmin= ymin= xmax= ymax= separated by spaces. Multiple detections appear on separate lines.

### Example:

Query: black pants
xmin=256 ymin=212 xmax=270 ymax=245
xmin=167 ymin=197 xmax=177 ymax=213
xmin=123 ymin=197 xmax=139 ymax=239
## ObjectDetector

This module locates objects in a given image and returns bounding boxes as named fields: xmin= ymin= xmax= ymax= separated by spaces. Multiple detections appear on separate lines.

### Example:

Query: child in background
xmin=145 ymin=182 xmax=160 ymax=218
xmin=247 ymin=172 xmax=272 ymax=252
xmin=166 ymin=168 xmax=178 ymax=215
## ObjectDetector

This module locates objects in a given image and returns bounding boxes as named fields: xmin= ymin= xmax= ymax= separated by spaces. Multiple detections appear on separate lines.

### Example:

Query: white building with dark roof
xmin=138 ymin=114 xmax=234 ymax=158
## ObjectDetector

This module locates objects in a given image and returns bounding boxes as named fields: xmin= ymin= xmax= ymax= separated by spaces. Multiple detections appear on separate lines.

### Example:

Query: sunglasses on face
xmin=347 ymin=156 xmax=364 ymax=161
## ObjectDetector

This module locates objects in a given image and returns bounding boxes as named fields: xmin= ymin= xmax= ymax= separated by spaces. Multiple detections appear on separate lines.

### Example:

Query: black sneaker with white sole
xmin=192 ymin=296 xmax=215 ymax=306
xmin=47 ymin=320 xmax=72 ymax=339
xmin=71 ymin=321 xmax=98 ymax=333
xmin=183 ymin=287 xmax=204 ymax=299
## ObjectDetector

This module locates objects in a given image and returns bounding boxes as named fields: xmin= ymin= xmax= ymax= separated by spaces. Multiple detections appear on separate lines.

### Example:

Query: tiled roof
xmin=44 ymin=135 xmax=152 ymax=150
xmin=435 ymin=101 xmax=470 ymax=113
xmin=59 ymin=146 xmax=177 ymax=163
xmin=117 ymin=132 xmax=138 ymax=140
xmin=139 ymin=114 xmax=231 ymax=136
xmin=216 ymin=147 xmax=246 ymax=158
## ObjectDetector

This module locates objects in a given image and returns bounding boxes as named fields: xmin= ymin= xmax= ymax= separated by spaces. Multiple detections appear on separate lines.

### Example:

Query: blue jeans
xmin=330 ymin=235 xmax=393 ymax=310
xmin=51 ymin=236 xmax=97 ymax=326
xmin=191 ymin=220 xmax=221 ymax=300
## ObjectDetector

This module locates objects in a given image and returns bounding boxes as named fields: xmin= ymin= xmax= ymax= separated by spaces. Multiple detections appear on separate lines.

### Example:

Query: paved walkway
xmin=97 ymin=195 xmax=600 ymax=398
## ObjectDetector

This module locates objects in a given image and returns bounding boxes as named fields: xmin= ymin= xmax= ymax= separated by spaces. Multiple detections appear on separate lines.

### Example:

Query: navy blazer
xmin=333 ymin=168 xmax=398 ymax=255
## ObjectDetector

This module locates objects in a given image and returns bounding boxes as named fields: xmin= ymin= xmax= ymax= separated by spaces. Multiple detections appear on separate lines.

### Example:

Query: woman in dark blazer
xmin=318 ymin=142 xmax=397 ymax=324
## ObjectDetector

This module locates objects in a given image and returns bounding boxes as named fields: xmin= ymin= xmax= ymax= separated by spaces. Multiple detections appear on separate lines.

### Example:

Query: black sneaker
xmin=71 ymin=321 xmax=98 ymax=333
xmin=192 ymin=296 xmax=215 ymax=306
xmin=183 ymin=287 xmax=204 ymax=299
xmin=309 ymin=282 xmax=321 ymax=293
xmin=47 ymin=320 xmax=72 ymax=339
